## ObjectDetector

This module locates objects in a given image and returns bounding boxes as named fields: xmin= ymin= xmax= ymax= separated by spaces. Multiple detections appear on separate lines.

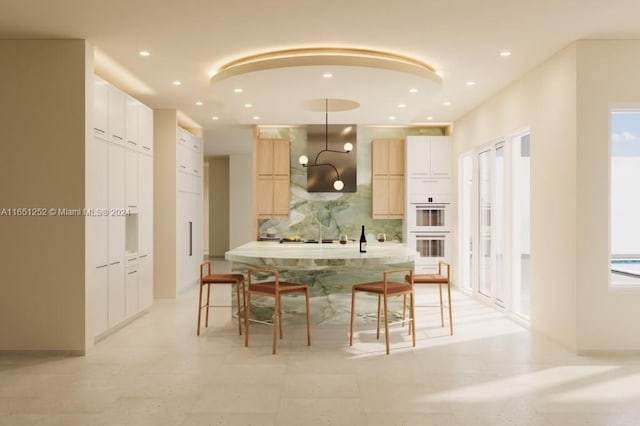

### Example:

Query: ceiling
xmin=2 ymin=0 xmax=640 ymax=155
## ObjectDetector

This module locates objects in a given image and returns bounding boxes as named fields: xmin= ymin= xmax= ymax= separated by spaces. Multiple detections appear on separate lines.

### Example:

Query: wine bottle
xmin=359 ymin=225 xmax=367 ymax=253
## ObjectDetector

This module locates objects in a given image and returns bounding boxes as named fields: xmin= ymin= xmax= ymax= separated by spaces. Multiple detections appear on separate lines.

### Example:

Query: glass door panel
xmin=494 ymin=145 xmax=505 ymax=305
xmin=460 ymin=155 xmax=473 ymax=291
xmin=478 ymin=150 xmax=492 ymax=297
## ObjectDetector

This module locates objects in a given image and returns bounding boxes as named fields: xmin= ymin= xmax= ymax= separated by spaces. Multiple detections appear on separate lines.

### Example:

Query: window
xmin=610 ymin=110 xmax=640 ymax=286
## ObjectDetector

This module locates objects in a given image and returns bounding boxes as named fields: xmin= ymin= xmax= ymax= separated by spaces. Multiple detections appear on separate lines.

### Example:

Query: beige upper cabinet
xmin=371 ymin=139 xmax=405 ymax=218
xmin=255 ymin=138 xmax=290 ymax=218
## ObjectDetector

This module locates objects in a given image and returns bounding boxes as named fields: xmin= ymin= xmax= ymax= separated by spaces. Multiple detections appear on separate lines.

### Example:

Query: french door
xmin=458 ymin=131 xmax=530 ymax=319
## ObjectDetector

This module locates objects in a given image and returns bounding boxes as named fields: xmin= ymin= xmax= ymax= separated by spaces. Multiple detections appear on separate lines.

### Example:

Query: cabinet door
xmin=388 ymin=176 xmax=405 ymax=217
xmin=108 ymin=86 xmax=125 ymax=144
xmin=125 ymin=97 xmax=138 ymax=148
xmin=429 ymin=136 xmax=452 ymax=177
xmin=177 ymin=144 xmax=189 ymax=173
xmin=108 ymin=143 xmax=125 ymax=263
xmin=138 ymin=154 xmax=153 ymax=255
xmin=272 ymin=176 xmax=290 ymax=216
xmin=406 ymin=136 xmax=430 ymax=177
xmin=190 ymin=148 xmax=202 ymax=176
xmin=256 ymin=140 xmax=274 ymax=176
xmin=138 ymin=105 xmax=153 ymax=154
xmin=108 ymin=260 xmax=125 ymax=327
xmin=93 ymin=77 xmax=108 ymax=139
xmin=272 ymin=139 xmax=290 ymax=176
xmin=257 ymin=178 xmax=274 ymax=216
xmin=372 ymin=177 xmax=389 ymax=218
xmin=92 ymin=138 xmax=109 ymax=267
xmin=137 ymin=254 xmax=153 ymax=311
xmin=94 ymin=265 xmax=109 ymax=336
xmin=388 ymin=139 xmax=405 ymax=176
xmin=371 ymin=140 xmax=389 ymax=176
xmin=125 ymin=149 xmax=138 ymax=208
xmin=125 ymin=267 xmax=138 ymax=318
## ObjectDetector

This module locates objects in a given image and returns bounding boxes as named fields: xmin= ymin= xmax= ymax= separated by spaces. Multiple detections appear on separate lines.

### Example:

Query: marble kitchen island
xmin=225 ymin=241 xmax=417 ymax=324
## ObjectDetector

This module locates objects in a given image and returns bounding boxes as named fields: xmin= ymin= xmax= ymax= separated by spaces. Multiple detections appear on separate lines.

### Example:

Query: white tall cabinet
xmin=91 ymin=76 xmax=154 ymax=338
xmin=176 ymin=128 xmax=203 ymax=293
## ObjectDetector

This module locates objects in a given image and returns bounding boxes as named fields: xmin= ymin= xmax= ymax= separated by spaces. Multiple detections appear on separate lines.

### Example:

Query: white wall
xmin=575 ymin=40 xmax=640 ymax=351
xmin=453 ymin=44 xmax=579 ymax=350
xmin=229 ymin=154 xmax=253 ymax=249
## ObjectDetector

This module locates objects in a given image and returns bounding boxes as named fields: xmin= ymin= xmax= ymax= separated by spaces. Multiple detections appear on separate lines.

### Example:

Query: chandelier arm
xmin=304 ymin=162 xmax=341 ymax=181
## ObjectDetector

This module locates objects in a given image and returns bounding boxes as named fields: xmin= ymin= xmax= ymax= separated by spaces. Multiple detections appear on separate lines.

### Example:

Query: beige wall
xmin=575 ymin=40 xmax=640 ymax=351
xmin=229 ymin=154 xmax=254 ymax=249
xmin=453 ymin=44 xmax=579 ymax=350
xmin=153 ymin=110 xmax=178 ymax=298
xmin=208 ymin=157 xmax=230 ymax=256
xmin=0 ymin=40 xmax=91 ymax=352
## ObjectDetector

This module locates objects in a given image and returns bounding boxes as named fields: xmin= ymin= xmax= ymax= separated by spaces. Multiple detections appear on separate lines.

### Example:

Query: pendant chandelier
xmin=298 ymin=98 xmax=353 ymax=191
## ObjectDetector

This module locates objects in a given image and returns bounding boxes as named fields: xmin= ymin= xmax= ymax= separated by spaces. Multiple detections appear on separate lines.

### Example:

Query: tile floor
xmin=2 ymin=260 xmax=640 ymax=425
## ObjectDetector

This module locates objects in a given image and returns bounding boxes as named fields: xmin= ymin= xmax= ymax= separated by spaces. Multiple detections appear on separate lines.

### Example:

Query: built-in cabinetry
xmin=176 ymin=127 xmax=203 ymax=293
xmin=91 ymin=75 xmax=153 ymax=337
xmin=404 ymin=135 xmax=452 ymax=273
xmin=371 ymin=138 xmax=405 ymax=218
xmin=255 ymin=138 xmax=290 ymax=218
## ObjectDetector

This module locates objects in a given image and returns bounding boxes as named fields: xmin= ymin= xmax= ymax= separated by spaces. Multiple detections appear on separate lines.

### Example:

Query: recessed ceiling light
xmin=211 ymin=116 xmax=219 ymax=120
xmin=244 ymin=103 xmax=252 ymax=108
xmin=398 ymin=103 xmax=406 ymax=108
xmin=500 ymin=51 xmax=512 ymax=57
xmin=139 ymin=51 xmax=150 ymax=57
xmin=323 ymin=73 xmax=333 ymax=78
xmin=409 ymin=88 xmax=419 ymax=94
xmin=195 ymin=101 xmax=203 ymax=106
xmin=172 ymin=80 xmax=182 ymax=86
xmin=435 ymin=70 xmax=445 ymax=77
xmin=443 ymin=101 xmax=452 ymax=106
xmin=252 ymin=116 xmax=260 ymax=120
xmin=427 ymin=116 xmax=433 ymax=121
xmin=388 ymin=116 xmax=397 ymax=120
xmin=234 ymin=88 xmax=243 ymax=93
xmin=466 ymin=81 xmax=476 ymax=86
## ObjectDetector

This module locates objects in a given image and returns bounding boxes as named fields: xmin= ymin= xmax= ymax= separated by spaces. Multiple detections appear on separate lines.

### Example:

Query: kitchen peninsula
xmin=225 ymin=241 xmax=417 ymax=324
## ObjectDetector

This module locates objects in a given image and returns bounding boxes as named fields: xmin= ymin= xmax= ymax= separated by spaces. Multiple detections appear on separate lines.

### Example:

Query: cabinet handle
xmin=433 ymin=172 xmax=448 ymax=176
xmin=96 ymin=264 xmax=108 ymax=269
xmin=193 ymin=169 xmax=198 ymax=173
xmin=127 ymin=257 xmax=137 ymax=262
xmin=127 ymin=270 xmax=138 ymax=275
xmin=193 ymin=144 xmax=198 ymax=149
xmin=127 ymin=140 xmax=137 ymax=146
xmin=180 ymin=165 xmax=186 ymax=169
xmin=139 ymin=254 xmax=147 ymax=259
xmin=94 ymin=128 xmax=105 ymax=134
xmin=142 ymin=146 xmax=150 ymax=151
xmin=109 ymin=261 xmax=121 ymax=265
xmin=128 ymin=205 xmax=137 ymax=208
xmin=112 ymin=135 xmax=123 ymax=140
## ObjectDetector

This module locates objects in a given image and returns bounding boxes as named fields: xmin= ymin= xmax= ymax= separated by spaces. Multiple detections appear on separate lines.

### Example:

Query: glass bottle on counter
xmin=359 ymin=225 xmax=367 ymax=253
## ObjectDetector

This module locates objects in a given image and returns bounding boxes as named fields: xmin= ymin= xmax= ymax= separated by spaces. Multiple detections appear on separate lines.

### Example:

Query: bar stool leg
xmin=205 ymin=283 xmax=212 ymax=328
xmin=196 ymin=282 xmax=204 ymax=336
xmin=447 ymin=282 xmax=453 ymax=335
xmin=272 ymin=293 xmax=280 ymax=354
xmin=349 ymin=288 xmax=356 ymax=346
xmin=305 ymin=288 xmax=311 ymax=346
xmin=438 ymin=283 xmax=444 ymax=327
xmin=383 ymin=293 xmax=390 ymax=355
xmin=376 ymin=294 xmax=381 ymax=340
xmin=244 ymin=290 xmax=251 ymax=347
xmin=410 ymin=291 xmax=416 ymax=347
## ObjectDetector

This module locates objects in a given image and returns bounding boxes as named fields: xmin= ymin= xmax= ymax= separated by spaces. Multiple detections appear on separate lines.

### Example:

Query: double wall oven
xmin=406 ymin=193 xmax=452 ymax=273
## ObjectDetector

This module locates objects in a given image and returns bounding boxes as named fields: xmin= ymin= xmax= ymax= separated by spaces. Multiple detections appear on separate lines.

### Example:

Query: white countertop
xmin=225 ymin=241 xmax=417 ymax=267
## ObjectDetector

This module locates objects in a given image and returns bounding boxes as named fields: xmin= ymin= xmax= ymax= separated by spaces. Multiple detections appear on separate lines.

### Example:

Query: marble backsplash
xmin=257 ymin=126 xmax=445 ymax=243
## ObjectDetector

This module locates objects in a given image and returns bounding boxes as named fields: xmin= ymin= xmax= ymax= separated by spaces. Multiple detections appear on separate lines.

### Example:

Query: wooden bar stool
xmin=350 ymin=268 xmax=415 ymax=354
xmin=197 ymin=260 xmax=245 ymax=336
xmin=405 ymin=261 xmax=453 ymax=335
xmin=245 ymin=268 xmax=311 ymax=354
